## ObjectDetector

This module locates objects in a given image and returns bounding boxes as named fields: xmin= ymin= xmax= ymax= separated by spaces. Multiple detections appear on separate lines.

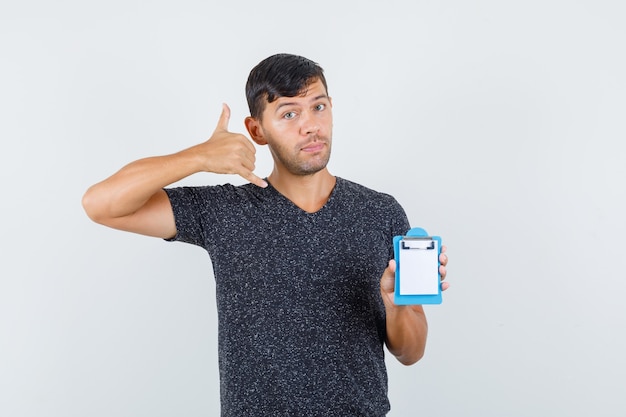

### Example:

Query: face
xmin=247 ymin=79 xmax=333 ymax=176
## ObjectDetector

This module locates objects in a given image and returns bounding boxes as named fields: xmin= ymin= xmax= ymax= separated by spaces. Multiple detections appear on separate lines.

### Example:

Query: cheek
xmin=267 ymin=120 xmax=294 ymax=135
xmin=321 ymin=112 xmax=333 ymax=126
xmin=321 ymin=115 xmax=333 ymax=135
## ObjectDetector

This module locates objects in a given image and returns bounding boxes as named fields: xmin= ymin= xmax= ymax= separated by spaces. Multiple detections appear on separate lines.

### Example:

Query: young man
xmin=82 ymin=53 xmax=448 ymax=416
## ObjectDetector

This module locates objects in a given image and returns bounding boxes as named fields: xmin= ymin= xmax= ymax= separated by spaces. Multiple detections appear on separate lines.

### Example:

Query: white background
xmin=1 ymin=1 xmax=625 ymax=416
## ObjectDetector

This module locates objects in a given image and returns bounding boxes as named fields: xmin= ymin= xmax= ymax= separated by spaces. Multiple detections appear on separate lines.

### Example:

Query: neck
xmin=267 ymin=167 xmax=336 ymax=213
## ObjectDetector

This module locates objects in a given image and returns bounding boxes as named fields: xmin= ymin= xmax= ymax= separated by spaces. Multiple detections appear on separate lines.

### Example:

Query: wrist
xmin=176 ymin=145 xmax=210 ymax=174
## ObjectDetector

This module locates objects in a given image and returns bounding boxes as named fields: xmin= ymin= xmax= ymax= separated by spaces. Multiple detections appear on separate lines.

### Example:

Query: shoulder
xmin=334 ymin=177 xmax=408 ymax=221
xmin=335 ymin=177 xmax=402 ymax=207
xmin=334 ymin=177 xmax=410 ymax=236
xmin=165 ymin=182 xmax=265 ymax=202
xmin=164 ymin=182 xmax=274 ymax=218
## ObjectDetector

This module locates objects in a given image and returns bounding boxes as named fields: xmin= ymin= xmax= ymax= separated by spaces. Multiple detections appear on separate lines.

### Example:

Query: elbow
xmin=81 ymin=187 xmax=105 ymax=224
xmin=387 ymin=338 xmax=426 ymax=366
xmin=386 ymin=313 xmax=428 ymax=366
xmin=396 ymin=348 xmax=425 ymax=366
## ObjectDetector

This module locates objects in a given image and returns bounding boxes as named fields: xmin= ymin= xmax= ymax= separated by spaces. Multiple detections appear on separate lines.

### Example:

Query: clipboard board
xmin=393 ymin=227 xmax=443 ymax=305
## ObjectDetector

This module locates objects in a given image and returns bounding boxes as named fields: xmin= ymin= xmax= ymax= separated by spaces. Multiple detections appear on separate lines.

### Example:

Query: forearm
xmin=379 ymin=247 xmax=447 ymax=365
xmin=82 ymin=147 xmax=204 ymax=222
xmin=384 ymin=304 xmax=428 ymax=365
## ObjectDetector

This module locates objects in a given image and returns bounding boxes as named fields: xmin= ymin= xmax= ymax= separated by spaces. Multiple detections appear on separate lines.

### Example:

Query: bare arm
xmin=380 ymin=247 xmax=449 ymax=365
xmin=82 ymin=104 xmax=267 ymax=238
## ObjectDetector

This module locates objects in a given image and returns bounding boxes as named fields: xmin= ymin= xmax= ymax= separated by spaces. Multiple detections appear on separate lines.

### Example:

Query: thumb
xmin=214 ymin=103 xmax=231 ymax=132
xmin=380 ymin=259 xmax=396 ymax=294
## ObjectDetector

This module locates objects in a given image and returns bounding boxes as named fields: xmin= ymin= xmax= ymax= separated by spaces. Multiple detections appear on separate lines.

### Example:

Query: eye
xmin=283 ymin=111 xmax=296 ymax=119
xmin=315 ymin=103 xmax=326 ymax=111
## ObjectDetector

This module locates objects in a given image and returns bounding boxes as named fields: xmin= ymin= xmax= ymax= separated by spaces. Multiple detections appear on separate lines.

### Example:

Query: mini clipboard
xmin=393 ymin=227 xmax=442 ymax=305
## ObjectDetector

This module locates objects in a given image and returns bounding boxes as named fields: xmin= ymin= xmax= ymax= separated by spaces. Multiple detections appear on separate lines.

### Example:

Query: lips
xmin=301 ymin=142 xmax=326 ymax=152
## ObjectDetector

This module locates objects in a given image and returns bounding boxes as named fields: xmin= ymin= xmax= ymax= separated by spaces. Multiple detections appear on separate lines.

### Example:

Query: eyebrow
xmin=274 ymin=94 xmax=329 ymax=112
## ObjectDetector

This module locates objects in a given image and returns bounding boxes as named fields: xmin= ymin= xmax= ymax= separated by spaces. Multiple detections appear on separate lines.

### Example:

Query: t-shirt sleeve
xmin=387 ymin=196 xmax=411 ymax=260
xmin=163 ymin=186 xmax=211 ymax=247
xmin=392 ymin=199 xmax=411 ymax=236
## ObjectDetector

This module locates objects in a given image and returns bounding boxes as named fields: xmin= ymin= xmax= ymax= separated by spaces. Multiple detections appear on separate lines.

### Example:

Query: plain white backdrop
xmin=1 ymin=0 xmax=625 ymax=416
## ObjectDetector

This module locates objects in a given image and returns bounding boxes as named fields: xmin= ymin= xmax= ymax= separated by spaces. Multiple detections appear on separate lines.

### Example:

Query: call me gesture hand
xmin=82 ymin=104 xmax=267 ymax=238
xmin=200 ymin=104 xmax=267 ymax=188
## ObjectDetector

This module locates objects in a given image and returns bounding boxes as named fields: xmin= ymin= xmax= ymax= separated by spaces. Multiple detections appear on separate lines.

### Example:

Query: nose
xmin=300 ymin=111 xmax=319 ymax=135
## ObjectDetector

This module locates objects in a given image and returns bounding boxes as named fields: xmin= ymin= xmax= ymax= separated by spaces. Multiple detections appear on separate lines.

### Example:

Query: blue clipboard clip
xmin=393 ymin=227 xmax=443 ymax=305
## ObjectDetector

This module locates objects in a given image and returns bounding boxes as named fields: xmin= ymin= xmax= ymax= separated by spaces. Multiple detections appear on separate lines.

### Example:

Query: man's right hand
xmin=82 ymin=104 xmax=267 ymax=238
xmin=199 ymin=104 xmax=267 ymax=188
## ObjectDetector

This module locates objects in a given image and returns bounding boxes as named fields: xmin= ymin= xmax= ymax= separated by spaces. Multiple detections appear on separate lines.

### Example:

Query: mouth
xmin=301 ymin=141 xmax=326 ymax=153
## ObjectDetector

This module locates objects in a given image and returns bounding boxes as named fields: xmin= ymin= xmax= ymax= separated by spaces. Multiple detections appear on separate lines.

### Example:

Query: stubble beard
xmin=270 ymin=136 xmax=333 ymax=176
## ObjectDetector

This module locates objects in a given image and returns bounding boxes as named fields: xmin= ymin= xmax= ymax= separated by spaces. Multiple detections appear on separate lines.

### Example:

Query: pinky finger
xmin=243 ymin=172 xmax=268 ymax=188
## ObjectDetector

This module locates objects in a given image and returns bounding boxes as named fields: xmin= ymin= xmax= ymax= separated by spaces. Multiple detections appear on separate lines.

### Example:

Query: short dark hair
xmin=246 ymin=53 xmax=328 ymax=119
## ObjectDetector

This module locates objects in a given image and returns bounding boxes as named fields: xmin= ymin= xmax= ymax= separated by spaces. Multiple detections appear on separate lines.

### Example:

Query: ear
xmin=245 ymin=117 xmax=267 ymax=145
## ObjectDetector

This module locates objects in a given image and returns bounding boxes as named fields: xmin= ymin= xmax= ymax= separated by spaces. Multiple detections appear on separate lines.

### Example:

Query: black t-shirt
xmin=165 ymin=177 xmax=410 ymax=417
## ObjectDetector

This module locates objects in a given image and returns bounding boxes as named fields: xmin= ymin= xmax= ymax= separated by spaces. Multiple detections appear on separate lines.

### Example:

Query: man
xmin=82 ymin=53 xmax=449 ymax=416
